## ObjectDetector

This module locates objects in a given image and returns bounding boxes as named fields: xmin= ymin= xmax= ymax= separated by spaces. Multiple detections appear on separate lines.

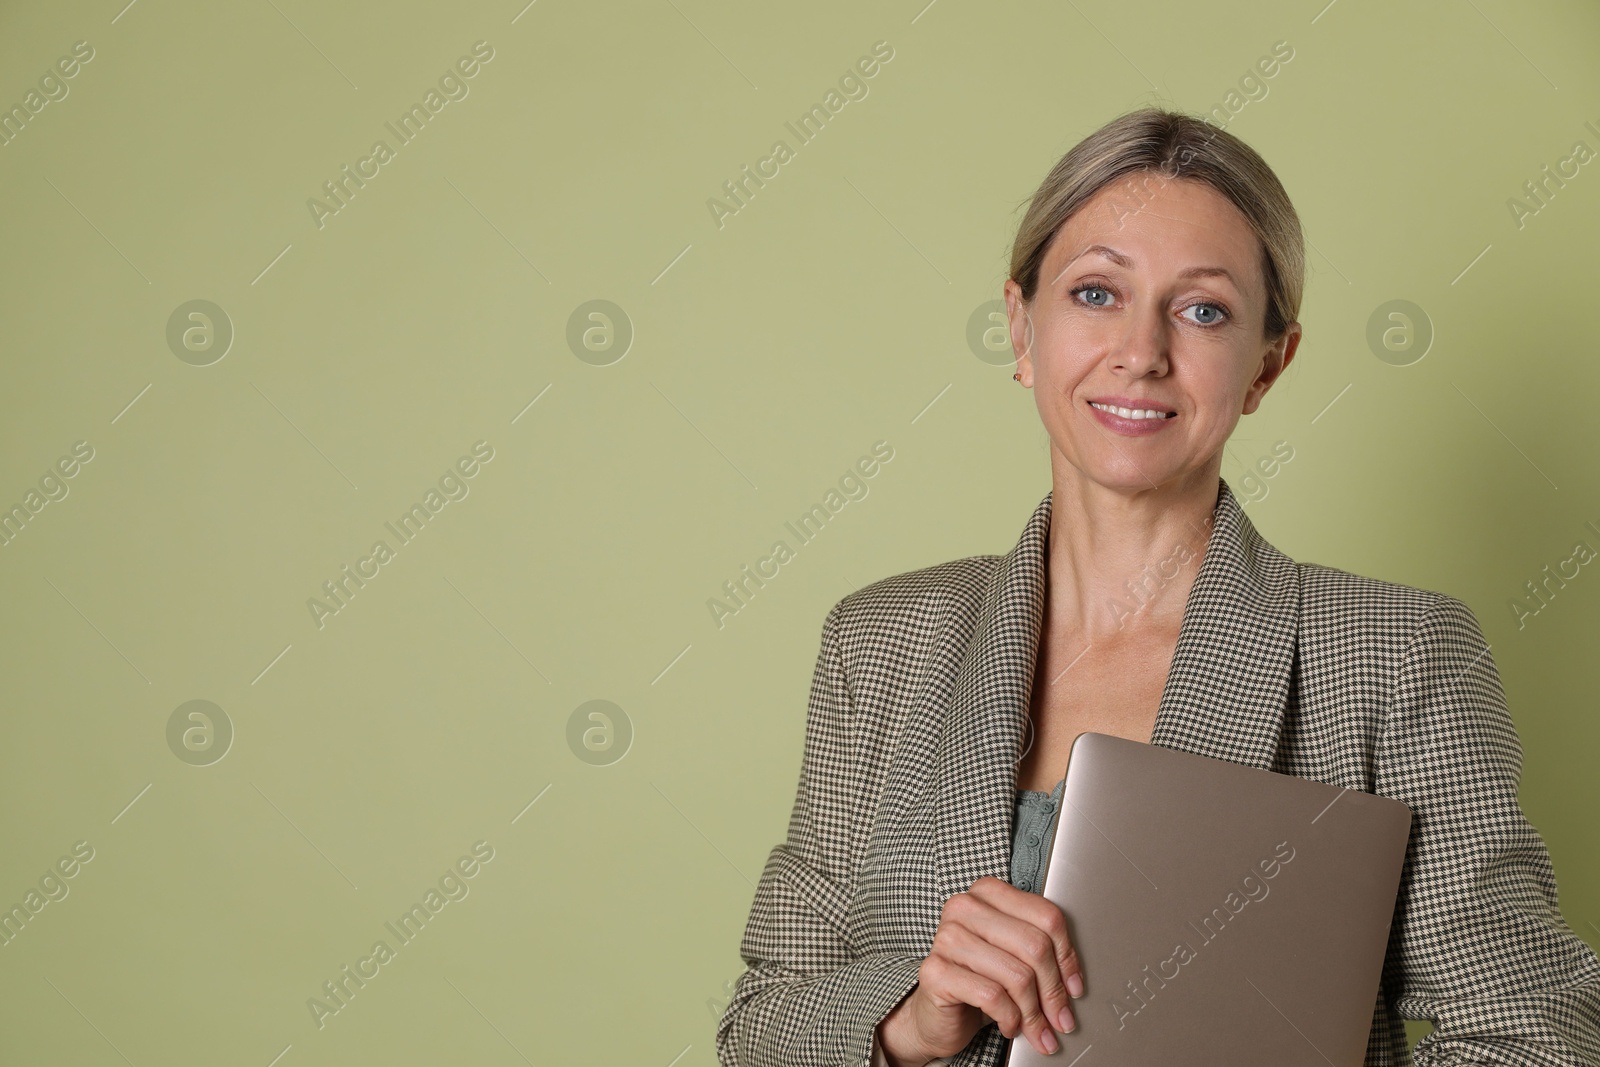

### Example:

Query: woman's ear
xmin=1004 ymin=279 xmax=1035 ymax=383
xmin=1243 ymin=322 xmax=1301 ymax=414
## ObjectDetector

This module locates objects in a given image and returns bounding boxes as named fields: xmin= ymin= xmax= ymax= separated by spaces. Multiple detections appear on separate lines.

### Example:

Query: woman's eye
xmin=1184 ymin=303 xmax=1228 ymax=325
xmin=1070 ymin=285 xmax=1228 ymax=326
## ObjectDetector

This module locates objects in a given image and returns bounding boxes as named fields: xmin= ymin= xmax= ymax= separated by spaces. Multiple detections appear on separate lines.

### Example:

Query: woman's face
xmin=1004 ymin=174 xmax=1300 ymax=496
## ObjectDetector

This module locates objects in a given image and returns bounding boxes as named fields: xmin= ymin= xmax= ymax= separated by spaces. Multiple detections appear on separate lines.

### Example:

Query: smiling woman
xmin=1004 ymin=121 xmax=1304 ymax=498
xmin=716 ymin=107 xmax=1600 ymax=1067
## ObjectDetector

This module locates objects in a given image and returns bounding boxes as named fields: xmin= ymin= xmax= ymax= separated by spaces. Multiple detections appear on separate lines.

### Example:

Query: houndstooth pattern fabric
xmin=715 ymin=477 xmax=1600 ymax=1067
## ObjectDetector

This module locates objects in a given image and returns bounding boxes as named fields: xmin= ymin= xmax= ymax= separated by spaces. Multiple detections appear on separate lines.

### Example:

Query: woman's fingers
xmin=961 ymin=877 xmax=1082 ymax=1032
xmin=968 ymin=876 xmax=1083 ymax=993
xmin=919 ymin=948 xmax=1058 ymax=1057
xmin=932 ymin=884 xmax=1078 ymax=1048
xmin=918 ymin=875 xmax=1086 ymax=1057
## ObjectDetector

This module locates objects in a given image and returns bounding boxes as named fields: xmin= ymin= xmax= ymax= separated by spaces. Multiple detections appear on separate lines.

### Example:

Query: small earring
xmin=1013 ymin=373 xmax=1022 ymax=382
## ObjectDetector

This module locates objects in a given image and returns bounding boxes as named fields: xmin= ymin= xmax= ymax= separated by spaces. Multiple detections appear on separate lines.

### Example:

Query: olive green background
xmin=1 ymin=0 xmax=1597 ymax=1062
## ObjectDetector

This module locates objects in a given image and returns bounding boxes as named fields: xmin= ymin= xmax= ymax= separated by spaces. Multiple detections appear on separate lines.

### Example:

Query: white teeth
xmin=1091 ymin=401 xmax=1172 ymax=420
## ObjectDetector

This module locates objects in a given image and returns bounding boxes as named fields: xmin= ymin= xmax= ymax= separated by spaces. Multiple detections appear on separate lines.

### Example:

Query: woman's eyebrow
xmin=1053 ymin=243 xmax=1239 ymax=288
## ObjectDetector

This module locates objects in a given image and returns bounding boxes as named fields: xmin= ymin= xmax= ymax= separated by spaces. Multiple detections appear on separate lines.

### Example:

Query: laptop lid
xmin=1004 ymin=732 xmax=1412 ymax=1067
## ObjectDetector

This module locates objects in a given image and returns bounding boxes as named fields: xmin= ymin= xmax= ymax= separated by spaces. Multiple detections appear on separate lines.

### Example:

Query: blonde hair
xmin=1009 ymin=107 xmax=1304 ymax=342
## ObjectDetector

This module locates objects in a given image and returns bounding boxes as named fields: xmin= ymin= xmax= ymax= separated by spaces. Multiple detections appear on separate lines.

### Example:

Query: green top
xmin=1010 ymin=778 xmax=1066 ymax=894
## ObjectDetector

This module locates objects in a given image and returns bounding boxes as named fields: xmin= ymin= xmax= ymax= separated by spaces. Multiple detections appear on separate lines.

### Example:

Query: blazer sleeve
xmin=1372 ymin=593 xmax=1600 ymax=1065
xmin=715 ymin=600 xmax=925 ymax=1067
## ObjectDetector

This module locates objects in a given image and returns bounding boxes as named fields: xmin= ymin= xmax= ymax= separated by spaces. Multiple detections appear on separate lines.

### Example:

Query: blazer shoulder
xmin=1293 ymin=558 xmax=1486 ymax=651
xmin=1297 ymin=559 xmax=1449 ymax=614
xmin=822 ymin=552 xmax=1001 ymax=667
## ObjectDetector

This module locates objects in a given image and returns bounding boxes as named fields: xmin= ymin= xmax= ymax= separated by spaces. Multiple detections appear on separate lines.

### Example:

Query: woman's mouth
xmin=1086 ymin=399 xmax=1177 ymax=436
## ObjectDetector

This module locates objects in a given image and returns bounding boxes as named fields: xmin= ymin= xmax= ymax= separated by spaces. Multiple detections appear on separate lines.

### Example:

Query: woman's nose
xmin=1110 ymin=314 xmax=1170 ymax=375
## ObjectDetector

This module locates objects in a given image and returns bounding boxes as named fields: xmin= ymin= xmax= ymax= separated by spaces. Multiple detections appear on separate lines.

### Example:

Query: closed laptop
xmin=1005 ymin=732 xmax=1412 ymax=1067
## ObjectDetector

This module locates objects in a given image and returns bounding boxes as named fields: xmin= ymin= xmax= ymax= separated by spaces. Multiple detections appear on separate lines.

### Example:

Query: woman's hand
xmin=877 ymin=876 xmax=1083 ymax=1064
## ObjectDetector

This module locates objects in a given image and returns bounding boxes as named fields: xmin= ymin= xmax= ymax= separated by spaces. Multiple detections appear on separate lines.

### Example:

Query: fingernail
xmin=1067 ymin=973 xmax=1084 ymax=999
xmin=1040 ymin=1028 xmax=1059 ymax=1055
xmin=1057 ymin=1005 xmax=1076 ymax=1033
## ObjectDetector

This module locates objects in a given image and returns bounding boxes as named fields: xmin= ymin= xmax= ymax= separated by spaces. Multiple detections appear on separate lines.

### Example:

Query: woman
xmin=715 ymin=108 xmax=1600 ymax=1067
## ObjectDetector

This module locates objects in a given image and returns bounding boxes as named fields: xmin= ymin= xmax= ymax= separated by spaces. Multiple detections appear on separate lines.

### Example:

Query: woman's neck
xmin=1043 ymin=466 xmax=1219 ymax=641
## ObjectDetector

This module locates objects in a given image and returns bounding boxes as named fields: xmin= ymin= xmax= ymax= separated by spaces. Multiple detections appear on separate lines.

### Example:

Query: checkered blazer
xmin=716 ymin=478 xmax=1600 ymax=1067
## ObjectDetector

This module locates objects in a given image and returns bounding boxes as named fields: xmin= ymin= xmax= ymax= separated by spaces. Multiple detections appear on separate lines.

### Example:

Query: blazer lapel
xmin=931 ymin=476 xmax=1301 ymax=903
xmin=929 ymin=487 xmax=1049 ymax=904
xmin=1148 ymin=478 xmax=1302 ymax=768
